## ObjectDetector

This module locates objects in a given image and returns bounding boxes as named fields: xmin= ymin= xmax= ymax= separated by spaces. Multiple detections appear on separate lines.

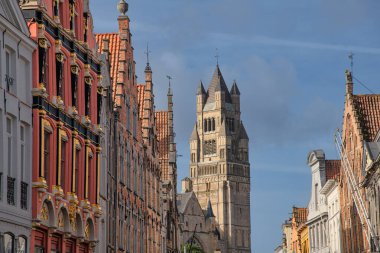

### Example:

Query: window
xmin=5 ymin=49 xmax=15 ymax=93
xmin=315 ymin=184 xmax=318 ymax=210
xmin=21 ymin=181 xmax=28 ymax=210
xmin=44 ymin=131 xmax=50 ymax=182
xmin=6 ymin=117 xmax=13 ymax=176
xmin=20 ymin=125 xmax=25 ymax=180
xmin=18 ymin=236 xmax=27 ymax=253
xmin=61 ymin=140 xmax=67 ymax=190
xmin=75 ymin=149 xmax=80 ymax=194
xmin=4 ymin=233 xmax=14 ymax=253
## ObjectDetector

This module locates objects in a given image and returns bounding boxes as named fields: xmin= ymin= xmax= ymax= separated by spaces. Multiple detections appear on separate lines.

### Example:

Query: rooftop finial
xmin=145 ymin=42 xmax=151 ymax=66
xmin=215 ymin=48 xmax=220 ymax=66
xmin=348 ymin=52 xmax=354 ymax=76
xmin=166 ymin=75 xmax=172 ymax=89
xmin=117 ymin=0 xmax=128 ymax=16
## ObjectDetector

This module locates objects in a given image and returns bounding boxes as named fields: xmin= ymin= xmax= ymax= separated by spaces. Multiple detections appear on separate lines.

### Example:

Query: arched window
xmin=204 ymin=119 xmax=207 ymax=132
xmin=18 ymin=236 xmax=27 ymax=253
xmin=4 ymin=232 xmax=14 ymax=253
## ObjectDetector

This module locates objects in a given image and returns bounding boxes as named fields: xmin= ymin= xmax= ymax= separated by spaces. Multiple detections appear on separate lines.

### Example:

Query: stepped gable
xmin=352 ymin=94 xmax=380 ymax=142
xmin=325 ymin=160 xmax=341 ymax=181
xmin=205 ymin=65 xmax=232 ymax=104
xmin=137 ymin=84 xmax=145 ymax=119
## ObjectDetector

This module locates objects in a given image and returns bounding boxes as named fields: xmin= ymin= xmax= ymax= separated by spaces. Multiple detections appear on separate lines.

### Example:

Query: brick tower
xmin=188 ymin=65 xmax=251 ymax=253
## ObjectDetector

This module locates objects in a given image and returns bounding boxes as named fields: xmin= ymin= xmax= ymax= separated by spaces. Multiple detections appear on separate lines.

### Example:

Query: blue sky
xmin=90 ymin=1 xmax=380 ymax=252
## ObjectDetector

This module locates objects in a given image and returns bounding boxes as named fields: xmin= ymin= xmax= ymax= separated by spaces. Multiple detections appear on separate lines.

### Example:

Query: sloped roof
xmin=292 ymin=207 xmax=308 ymax=224
xmin=352 ymin=94 xmax=380 ymax=142
xmin=325 ymin=160 xmax=340 ymax=181
xmin=206 ymin=65 xmax=232 ymax=104
xmin=177 ymin=192 xmax=194 ymax=214
xmin=137 ymin=84 xmax=145 ymax=120
xmin=239 ymin=122 xmax=249 ymax=140
xmin=2 ymin=0 xmax=30 ymax=35
xmin=156 ymin=111 xmax=169 ymax=158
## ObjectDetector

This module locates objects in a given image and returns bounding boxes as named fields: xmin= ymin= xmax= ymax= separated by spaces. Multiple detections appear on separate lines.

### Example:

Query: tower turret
xmin=197 ymin=81 xmax=206 ymax=113
xmin=231 ymin=80 xmax=241 ymax=113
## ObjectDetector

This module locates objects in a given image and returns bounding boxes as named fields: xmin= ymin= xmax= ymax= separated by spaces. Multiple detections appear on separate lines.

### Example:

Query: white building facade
xmin=306 ymin=150 xmax=341 ymax=253
xmin=0 ymin=0 xmax=35 ymax=252
xmin=321 ymin=178 xmax=341 ymax=253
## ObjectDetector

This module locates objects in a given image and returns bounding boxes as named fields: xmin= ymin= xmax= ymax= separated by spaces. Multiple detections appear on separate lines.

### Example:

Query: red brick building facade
xmin=20 ymin=0 xmax=103 ymax=252
xmin=96 ymin=2 xmax=146 ymax=252
xmin=339 ymin=70 xmax=380 ymax=252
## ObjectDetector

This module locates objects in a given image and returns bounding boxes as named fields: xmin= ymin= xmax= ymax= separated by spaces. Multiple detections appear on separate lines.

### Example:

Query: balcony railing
xmin=7 ymin=176 xmax=15 ymax=205
xmin=21 ymin=181 xmax=28 ymax=210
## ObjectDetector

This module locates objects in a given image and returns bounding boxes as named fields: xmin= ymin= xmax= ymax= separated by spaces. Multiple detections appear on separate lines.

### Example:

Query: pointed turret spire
xmin=197 ymin=81 xmax=206 ymax=95
xmin=205 ymin=65 xmax=232 ymax=104
xmin=205 ymin=199 xmax=215 ymax=219
xmin=231 ymin=80 xmax=240 ymax=95
xmin=190 ymin=124 xmax=199 ymax=141
xmin=144 ymin=43 xmax=152 ymax=72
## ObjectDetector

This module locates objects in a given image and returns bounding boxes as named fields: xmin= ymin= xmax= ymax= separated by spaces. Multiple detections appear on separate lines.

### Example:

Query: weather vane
xmin=215 ymin=48 xmax=220 ymax=65
xmin=166 ymin=75 xmax=172 ymax=88
xmin=145 ymin=42 xmax=151 ymax=65
xmin=348 ymin=52 xmax=354 ymax=75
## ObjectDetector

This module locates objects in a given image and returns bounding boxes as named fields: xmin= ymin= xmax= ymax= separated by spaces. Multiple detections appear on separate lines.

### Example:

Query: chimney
xmin=102 ymin=39 xmax=109 ymax=60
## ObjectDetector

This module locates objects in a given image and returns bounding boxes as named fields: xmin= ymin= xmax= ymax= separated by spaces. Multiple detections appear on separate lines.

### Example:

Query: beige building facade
xmin=187 ymin=65 xmax=251 ymax=253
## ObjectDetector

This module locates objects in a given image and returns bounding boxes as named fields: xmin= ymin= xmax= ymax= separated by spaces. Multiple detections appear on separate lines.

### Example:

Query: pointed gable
xmin=0 ymin=0 xmax=30 ymax=36
xmin=206 ymin=65 xmax=232 ymax=104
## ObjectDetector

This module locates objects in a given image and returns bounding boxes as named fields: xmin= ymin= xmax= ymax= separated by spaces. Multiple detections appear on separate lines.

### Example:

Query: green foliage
xmin=181 ymin=243 xmax=205 ymax=253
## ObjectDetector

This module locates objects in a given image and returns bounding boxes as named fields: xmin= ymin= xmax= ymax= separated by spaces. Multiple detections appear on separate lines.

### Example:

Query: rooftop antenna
xmin=145 ymin=42 xmax=151 ymax=65
xmin=348 ymin=52 xmax=354 ymax=75
xmin=215 ymin=48 xmax=220 ymax=66
xmin=166 ymin=75 xmax=172 ymax=88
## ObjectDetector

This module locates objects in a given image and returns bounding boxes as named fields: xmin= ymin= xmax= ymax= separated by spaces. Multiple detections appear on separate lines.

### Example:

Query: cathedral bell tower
xmin=188 ymin=65 xmax=251 ymax=253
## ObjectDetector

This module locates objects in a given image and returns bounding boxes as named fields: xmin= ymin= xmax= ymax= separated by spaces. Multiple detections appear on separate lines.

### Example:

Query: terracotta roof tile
xmin=137 ymin=84 xmax=145 ymax=119
xmin=292 ymin=207 xmax=308 ymax=224
xmin=156 ymin=111 xmax=170 ymax=180
xmin=353 ymin=94 xmax=380 ymax=142
xmin=325 ymin=160 xmax=340 ymax=181
xmin=95 ymin=33 xmax=120 ymax=101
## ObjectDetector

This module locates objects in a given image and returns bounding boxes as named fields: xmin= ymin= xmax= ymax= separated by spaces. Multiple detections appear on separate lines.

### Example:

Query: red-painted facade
xmin=21 ymin=0 xmax=103 ymax=252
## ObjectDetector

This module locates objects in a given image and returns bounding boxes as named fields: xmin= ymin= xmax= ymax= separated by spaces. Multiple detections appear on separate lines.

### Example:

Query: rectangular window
xmin=44 ymin=131 xmax=50 ymax=182
xmin=75 ymin=149 xmax=80 ymax=194
xmin=20 ymin=125 xmax=25 ymax=180
xmin=7 ymin=176 xmax=15 ymax=205
xmin=21 ymin=181 xmax=28 ymax=210
xmin=6 ymin=117 xmax=12 ymax=176
xmin=61 ymin=140 xmax=66 ymax=190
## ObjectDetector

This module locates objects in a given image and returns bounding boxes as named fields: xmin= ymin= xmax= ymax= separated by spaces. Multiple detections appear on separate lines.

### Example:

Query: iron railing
xmin=7 ymin=176 xmax=15 ymax=205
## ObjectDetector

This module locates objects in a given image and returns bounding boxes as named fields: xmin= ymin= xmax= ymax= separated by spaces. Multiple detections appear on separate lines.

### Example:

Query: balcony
xmin=21 ymin=181 xmax=28 ymax=210
xmin=7 ymin=176 xmax=15 ymax=205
